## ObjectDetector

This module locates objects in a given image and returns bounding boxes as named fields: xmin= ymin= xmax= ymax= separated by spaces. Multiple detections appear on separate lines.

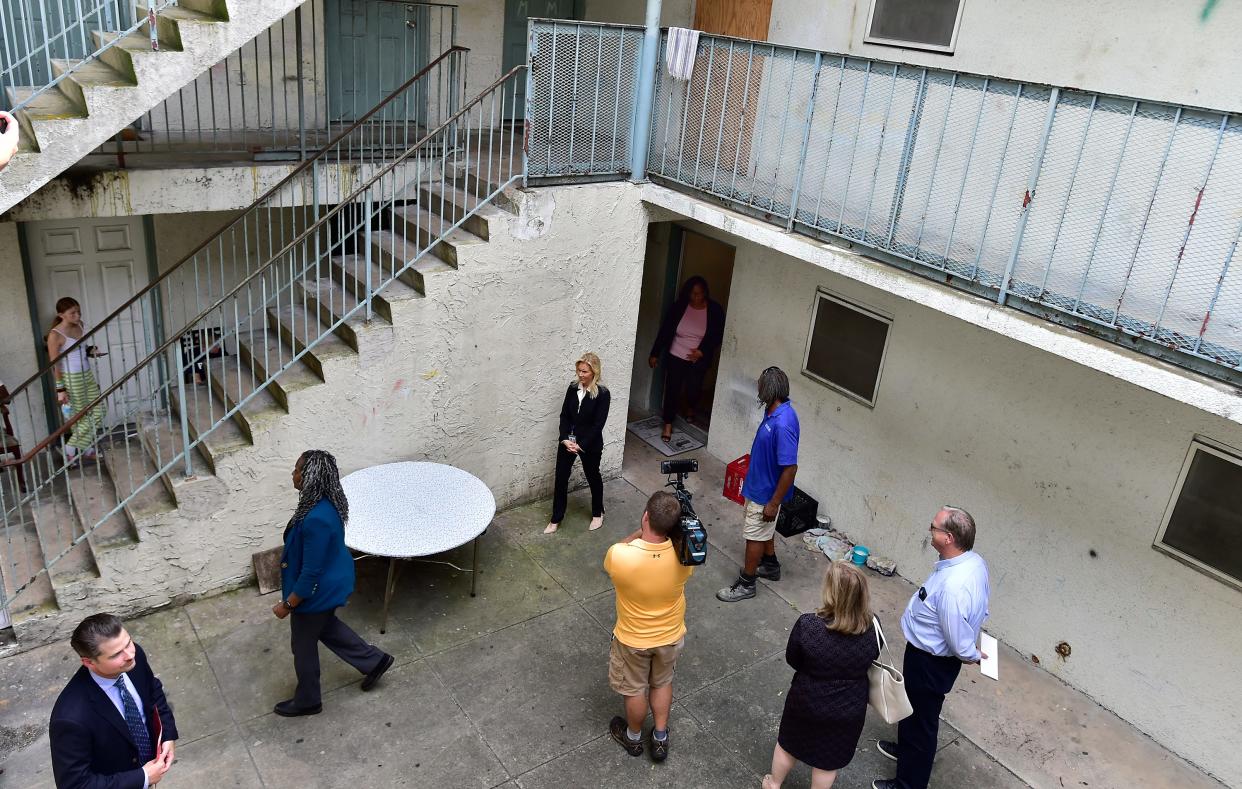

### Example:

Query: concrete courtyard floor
xmin=0 ymin=433 xmax=1223 ymax=788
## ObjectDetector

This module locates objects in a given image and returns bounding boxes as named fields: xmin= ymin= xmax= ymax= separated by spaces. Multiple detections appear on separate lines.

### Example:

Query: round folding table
xmin=342 ymin=461 xmax=495 ymax=633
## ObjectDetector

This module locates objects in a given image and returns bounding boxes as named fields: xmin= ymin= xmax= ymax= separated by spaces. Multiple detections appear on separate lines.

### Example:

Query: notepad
xmin=980 ymin=633 xmax=999 ymax=680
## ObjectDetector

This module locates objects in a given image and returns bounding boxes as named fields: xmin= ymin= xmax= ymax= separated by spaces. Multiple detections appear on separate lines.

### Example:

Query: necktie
xmin=114 ymin=677 xmax=154 ymax=763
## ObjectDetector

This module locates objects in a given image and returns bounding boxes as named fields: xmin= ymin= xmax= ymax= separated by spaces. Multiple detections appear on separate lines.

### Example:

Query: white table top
xmin=341 ymin=461 xmax=495 ymax=558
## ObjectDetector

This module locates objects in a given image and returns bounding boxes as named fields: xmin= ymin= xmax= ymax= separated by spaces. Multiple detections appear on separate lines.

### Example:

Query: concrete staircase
xmin=2 ymin=168 xmax=520 ymax=651
xmin=0 ymin=0 xmax=310 ymax=215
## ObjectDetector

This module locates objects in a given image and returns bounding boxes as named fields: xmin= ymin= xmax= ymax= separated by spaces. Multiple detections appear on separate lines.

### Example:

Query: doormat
xmin=627 ymin=415 xmax=705 ymax=456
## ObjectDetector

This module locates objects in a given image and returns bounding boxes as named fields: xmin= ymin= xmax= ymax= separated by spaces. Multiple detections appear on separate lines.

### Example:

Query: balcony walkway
xmin=0 ymin=432 xmax=1221 ymax=788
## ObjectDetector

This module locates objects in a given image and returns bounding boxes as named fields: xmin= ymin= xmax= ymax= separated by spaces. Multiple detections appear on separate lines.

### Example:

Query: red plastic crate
xmin=723 ymin=454 xmax=750 ymax=505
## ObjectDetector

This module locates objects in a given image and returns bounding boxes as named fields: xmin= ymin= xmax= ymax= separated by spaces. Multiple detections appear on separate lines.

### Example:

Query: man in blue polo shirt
xmin=718 ymin=366 xmax=799 ymax=602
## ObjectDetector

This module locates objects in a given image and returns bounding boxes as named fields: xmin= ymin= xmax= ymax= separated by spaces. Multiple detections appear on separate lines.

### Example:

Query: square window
xmin=802 ymin=291 xmax=892 ymax=407
xmin=864 ymin=0 xmax=966 ymax=53
xmin=1155 ymin=439 xmax=1242 ymax=590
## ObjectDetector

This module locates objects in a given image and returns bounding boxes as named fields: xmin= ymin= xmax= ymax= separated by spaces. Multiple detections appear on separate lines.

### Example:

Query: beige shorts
xmin=742 ymin=498 xmax=778 ymax=542
xmin=608 ymin=636 xmax=685 ymax=696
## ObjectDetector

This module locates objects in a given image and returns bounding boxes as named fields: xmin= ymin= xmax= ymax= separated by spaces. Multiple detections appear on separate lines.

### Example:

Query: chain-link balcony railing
xmin=526 ymin=21 xmax=1242 ymax=382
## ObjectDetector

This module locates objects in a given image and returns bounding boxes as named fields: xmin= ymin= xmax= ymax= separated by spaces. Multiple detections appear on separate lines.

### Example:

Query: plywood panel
xmin=694 ymin=0 xmax=772 ymax=40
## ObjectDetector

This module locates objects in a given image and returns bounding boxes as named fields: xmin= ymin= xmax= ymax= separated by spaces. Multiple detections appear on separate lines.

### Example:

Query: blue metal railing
xmin=526 ymin=23 xmax=1242 ymax=380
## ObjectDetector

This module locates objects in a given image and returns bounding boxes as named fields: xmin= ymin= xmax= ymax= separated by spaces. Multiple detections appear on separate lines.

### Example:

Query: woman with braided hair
xmin=272 ymin=450 xmax=393 ymax=716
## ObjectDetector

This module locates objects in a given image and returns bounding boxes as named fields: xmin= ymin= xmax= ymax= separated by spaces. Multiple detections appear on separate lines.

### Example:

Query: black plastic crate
xmin=775 ymin=486 xmax=818 ymax=538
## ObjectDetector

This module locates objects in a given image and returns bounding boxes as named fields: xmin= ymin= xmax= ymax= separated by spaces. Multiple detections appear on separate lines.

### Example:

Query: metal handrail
xmin=2 ymin=44 xmax=470 ymax=431
xmin=0 ymin=60 xmax=519 ymax=474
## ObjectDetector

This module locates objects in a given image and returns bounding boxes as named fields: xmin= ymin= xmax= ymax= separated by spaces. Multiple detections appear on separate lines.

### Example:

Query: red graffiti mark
xmin=392 ymin=379 xmax=405 ymax=393
xmin=1021 ymin=190 xmax=1032 ymax=209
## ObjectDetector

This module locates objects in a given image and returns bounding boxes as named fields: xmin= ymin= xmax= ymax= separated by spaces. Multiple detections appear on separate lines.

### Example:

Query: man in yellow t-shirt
xmin=603 ymin=491 xmax=694 ymax=762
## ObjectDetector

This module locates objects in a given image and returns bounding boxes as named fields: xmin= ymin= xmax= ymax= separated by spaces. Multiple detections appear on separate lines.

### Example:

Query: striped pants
xmin=62 ymin=370 xmax=105 ymax=450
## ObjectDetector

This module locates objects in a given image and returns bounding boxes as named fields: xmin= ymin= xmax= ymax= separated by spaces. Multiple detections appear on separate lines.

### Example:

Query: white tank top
xmin=52 ymin=327 xmax=89 ymax=374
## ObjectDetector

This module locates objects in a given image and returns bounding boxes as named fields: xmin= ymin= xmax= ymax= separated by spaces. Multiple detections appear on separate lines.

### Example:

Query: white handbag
xmin=868 ymin=616 xmax=914 ymax=724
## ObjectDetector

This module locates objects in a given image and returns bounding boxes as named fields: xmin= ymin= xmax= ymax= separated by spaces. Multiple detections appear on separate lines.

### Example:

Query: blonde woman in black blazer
xmin=545 ymin=352 xmax=610 ymax=534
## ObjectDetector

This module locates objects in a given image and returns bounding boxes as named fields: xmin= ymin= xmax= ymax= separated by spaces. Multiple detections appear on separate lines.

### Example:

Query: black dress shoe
xmin=274 ymin=699 xmax=322 ymax=717
xmin=361 ymin=653 xmax=394 ymax=692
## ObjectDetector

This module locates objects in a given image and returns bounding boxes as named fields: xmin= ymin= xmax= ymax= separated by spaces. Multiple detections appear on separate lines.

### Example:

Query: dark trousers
xmin=660 ymin=355 xmax=706 ymax=426
xmin=896 ymin=644 xmax=963 ymax=789
xmin=550 ymin=444 xmax=604 ymax=523
xmin=290 ymin=607 xmax=384 ymax=707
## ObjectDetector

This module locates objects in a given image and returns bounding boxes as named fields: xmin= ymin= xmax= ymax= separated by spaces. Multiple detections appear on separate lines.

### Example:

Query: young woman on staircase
xmin=46 ymin=297 xmax=107 ymax=463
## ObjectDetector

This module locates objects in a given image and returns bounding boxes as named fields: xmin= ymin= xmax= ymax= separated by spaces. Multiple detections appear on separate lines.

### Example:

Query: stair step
xmin=367 ymin=231 xmax=457 ymax=295
xmin=389 ymin=204 xmax=484 ymax=268
xmin=138 ymin=3 xmax=223 ymax=23
xmin=49 ymin=58 xmax=134 ymax=114
xmin=100 ymin=438 xmax=178 ymax=525
xmin=0 ymin=515 xmax=58 ymax=620
xmin=266 ymin=303 xmax=357 ymax=379
xmin=91 ymin=31 xmax=156 ymax=80
xmin=30 ymin=495 xmax=98 ymax=586
xmin=328 ymin=254 xmax=422 ymax=323
xmin=137 ymin=418 xmax=215 ymax=498
xmin=50 ymin=58 xmax=134 ymax=88
xmin=171 ymin=379 xmax=251 ymax=470
xmin=5 ymin=87 xmax=86 ymax=121
xmin=65 ymin=460 xmax=139 ymax=552
xmin=294 ymin=278 xmax=374 ymax=352
xmin=414 ymin=183 xmax=496 ymax=240
xmin=235 ymin=324 xmax=324 ymax=411
xmin=451 ymin=168 xmax=520 ymax=214
xmin=205 ymin=357 xmax=285 ymax=444
xmin=137 ymin=3 xmax=221 ymax=51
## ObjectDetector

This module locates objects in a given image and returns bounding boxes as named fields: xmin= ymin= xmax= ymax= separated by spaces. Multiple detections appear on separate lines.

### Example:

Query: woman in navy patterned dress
xmin=764 ymin=561 xmax=879 ymax=789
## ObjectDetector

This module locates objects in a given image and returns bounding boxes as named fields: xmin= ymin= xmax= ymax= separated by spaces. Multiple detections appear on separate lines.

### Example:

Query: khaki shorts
xmin=742 ymin=498 xmax=778 ymax=542
xmin=608 ymin=636 xmax=685 ymax=696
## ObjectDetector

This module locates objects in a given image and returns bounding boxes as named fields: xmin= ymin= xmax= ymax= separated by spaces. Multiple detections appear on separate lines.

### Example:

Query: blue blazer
xmin=281 ymin=498 xmax=355 ymax=613
xmin=49 ymin=644 xmax=178 ymax=789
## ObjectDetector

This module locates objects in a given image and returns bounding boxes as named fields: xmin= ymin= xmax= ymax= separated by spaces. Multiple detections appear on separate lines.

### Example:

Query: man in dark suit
xmin=49 ymin=613 xmax=178 ymax=788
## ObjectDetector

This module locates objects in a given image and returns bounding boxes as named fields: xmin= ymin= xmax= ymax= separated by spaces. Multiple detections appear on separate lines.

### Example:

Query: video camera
xmin=661 ymin=459 xmax=708 ymax=566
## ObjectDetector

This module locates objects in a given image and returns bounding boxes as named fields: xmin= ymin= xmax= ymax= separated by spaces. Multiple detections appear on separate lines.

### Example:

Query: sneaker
xmin=649 ymin=730 xmax=669 ymax=762
xmin=755 ymin=561 xmax=781 ymax=581
xmin=876 ymin=740 xmax=898 ymax=761
xmin=361 ymin=653 xmax=394 ymax=691
xmin=871 ymin=780 xmax=901 ymax=789
xmin=716 ymin=579 xmax=756 ymax=602
xmin=609 ymin=716 xmax=643 ymax=757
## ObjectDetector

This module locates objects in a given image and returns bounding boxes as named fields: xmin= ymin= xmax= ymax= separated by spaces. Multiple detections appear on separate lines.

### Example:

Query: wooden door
xmin=694 ymin=0 xmax=772 ymax=39
xmin=27 ymin=217 xmax=155 ymax=430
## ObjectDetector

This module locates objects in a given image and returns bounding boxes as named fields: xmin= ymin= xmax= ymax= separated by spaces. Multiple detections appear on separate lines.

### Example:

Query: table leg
xmin=470 ymin=535 xmax=481 ymax=597
xmin=381 ymin=557 xmax=398 ymax=634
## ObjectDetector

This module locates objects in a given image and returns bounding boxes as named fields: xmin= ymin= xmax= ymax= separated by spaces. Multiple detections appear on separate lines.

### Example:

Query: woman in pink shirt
xmin=648 ymin=277 xmax=725 ymax=442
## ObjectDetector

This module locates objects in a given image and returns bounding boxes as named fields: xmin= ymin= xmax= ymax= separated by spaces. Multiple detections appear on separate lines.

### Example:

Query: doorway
xmin=630 ymin=224 xmax=736 ymax=455
xmin=24 ymin=217 xmax=157 ymax=431
xmin=502 ymin=0 xmax=582 ymax=116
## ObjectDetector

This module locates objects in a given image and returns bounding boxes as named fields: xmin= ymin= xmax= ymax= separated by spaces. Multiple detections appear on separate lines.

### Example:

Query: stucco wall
xmin=703 ymin=232 xmax=1242 ymax=785
xmin=766 ymin=0 xmax=1242 ymax=112
xmin=12 ymin=181 xmax=649 ymax=647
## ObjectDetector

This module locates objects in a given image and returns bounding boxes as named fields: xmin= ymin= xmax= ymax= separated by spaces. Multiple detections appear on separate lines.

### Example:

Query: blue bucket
xmin=851 ymin=545 xmax=870 ymax=566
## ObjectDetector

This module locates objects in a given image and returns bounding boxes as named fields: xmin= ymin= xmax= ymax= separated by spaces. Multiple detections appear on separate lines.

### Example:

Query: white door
xmin=27 ymin=217 xmax=156 ymax=430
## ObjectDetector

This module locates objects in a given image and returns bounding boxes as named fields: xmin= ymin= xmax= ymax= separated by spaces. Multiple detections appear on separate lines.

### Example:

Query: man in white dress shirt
xmin=873 ymin=506 xmax=990 ymax=789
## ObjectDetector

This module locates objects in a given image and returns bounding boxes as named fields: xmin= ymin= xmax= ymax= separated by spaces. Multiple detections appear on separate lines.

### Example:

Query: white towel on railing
xmin=666 ymin=27 xmax=700 ymax=81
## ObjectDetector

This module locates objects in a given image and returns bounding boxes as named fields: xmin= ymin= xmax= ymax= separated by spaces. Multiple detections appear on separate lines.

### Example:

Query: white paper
xmin=980 ymin=633 xmax=999 ymax=680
